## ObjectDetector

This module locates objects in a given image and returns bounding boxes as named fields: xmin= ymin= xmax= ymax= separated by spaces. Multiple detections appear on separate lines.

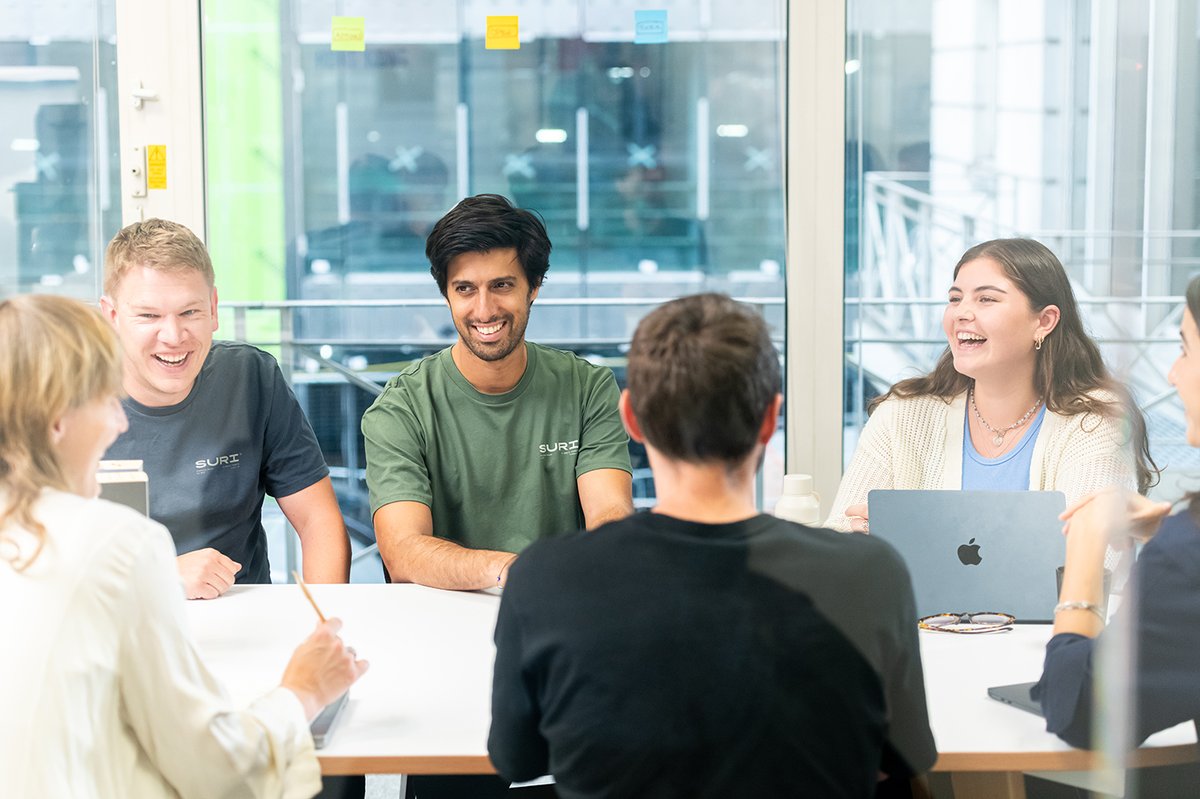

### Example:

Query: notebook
xmin=311 ymin=691 xmax=349 ymax=748
xmin=867 ymin=490 xmax=1066 ymax=622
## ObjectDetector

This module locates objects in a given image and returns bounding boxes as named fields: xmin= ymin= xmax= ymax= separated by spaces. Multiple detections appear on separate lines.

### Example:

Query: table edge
xmin=319 ymin=754 xmax=496 ymax=776
xmin=932 ymin=742 xmax=1200 ymax=772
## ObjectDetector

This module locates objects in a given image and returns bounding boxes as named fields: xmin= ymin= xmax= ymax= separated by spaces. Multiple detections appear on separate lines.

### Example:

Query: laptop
xmin=867 ymin=490 xmax=1066 ymax=623
xmin=97 ymin=460 xmax=149 ymax=516
xmin=988 ymin=681 xmax=1043 ymax=716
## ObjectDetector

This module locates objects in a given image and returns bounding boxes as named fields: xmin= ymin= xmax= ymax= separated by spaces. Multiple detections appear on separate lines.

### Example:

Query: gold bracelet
xmin=1054 ymin=600 xmax=1105 ymax=622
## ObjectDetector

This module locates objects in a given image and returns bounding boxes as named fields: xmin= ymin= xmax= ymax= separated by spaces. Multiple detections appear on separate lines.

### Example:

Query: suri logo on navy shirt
xmin=195 ymin=453 xmax=242 ymax=472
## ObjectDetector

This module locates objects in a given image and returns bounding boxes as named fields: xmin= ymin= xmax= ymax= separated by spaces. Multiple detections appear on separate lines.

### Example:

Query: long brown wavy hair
xmin=868 ymin=238 xmax=1158 ymax=493
xmin=0 ymin=295 xmax=124 ymax=571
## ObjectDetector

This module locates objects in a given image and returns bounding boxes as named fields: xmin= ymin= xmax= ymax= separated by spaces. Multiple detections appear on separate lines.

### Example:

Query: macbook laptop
xmin=867 ymin=490 xmax=1066 ymax=622
xmin=97 ymin=460 xmax=149 ymax=516
xmin=988 ymin=681 xmax=1042 ymax=716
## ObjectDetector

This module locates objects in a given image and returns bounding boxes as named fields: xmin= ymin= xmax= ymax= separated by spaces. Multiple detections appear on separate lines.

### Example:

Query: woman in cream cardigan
xmin=829 ymin=238 xmax=1156 ymax=533
xmin=0 ymin=295 xmax=367 ymax=798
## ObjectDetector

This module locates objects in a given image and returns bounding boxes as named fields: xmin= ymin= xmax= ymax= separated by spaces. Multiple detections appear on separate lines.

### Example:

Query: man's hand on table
xmin=176 ymin=548 xmax=241 ymax=600
xmin=497 ymin=553 xmax=519 ymax=588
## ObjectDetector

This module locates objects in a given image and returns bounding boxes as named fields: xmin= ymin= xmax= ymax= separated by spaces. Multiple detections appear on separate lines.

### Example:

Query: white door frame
xmin=785 ymin=0 xmax=847 ymax=515
xmin=114 ymin=0 xmax=206 ymax=238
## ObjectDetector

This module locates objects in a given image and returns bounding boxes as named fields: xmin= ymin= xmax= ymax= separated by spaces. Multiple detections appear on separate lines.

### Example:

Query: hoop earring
xmin=1034 ymin=336 xmax=1044 ymax=351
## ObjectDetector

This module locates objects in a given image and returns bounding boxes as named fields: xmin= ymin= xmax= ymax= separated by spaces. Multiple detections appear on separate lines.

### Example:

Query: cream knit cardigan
xmin=826 ymin=390 xmax=1137 ymax=532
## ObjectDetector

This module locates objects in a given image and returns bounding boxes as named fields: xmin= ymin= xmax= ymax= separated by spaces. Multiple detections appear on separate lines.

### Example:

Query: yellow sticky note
xmin=146 ymin=145 xmax=167 ymax=190
xmin=331 ymin=16 xmax=365 ymax=52
xmin=486 ymin=16 xmax=519 ymax=49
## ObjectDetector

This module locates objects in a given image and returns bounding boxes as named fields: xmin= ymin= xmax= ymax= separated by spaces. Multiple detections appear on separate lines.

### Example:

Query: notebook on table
xmin=867 ymin=490 xmax=1066 ymax=623
xmin=311 ymin=691 xmax=349 ymax=748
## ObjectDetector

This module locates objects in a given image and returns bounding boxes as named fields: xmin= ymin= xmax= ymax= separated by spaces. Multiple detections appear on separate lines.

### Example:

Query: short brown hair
xmin=627 ymin=293 xmax=780 ymax=464
xmin=104 ymin=218 xmax=214 ymax=297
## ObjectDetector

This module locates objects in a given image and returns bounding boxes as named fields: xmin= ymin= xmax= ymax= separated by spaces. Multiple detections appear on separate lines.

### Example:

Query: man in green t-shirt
xmin=362 ymin=194 xmax=634 ymax=591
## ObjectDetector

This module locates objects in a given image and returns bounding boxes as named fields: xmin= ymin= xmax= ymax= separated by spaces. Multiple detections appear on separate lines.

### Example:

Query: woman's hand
xmin=845 ymin=503 xmax=870 ymax=534
xmin=281 ymin=618 xmax=369 ymax=720
xmin=1060 ymin=487 xmax=1171 ymax=544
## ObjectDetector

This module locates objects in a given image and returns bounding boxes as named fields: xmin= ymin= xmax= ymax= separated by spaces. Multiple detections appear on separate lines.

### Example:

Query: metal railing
xmin=854 ymin=171 xmax=1200 ymax=488
xmin=225 ymin=294 xmax=786 ymax=577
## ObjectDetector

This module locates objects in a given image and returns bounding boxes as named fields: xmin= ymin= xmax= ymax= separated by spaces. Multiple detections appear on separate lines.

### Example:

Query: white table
xmin=188 ymin=584 xmax=497 ymax=775
xmin=188 ymin=585 xmax=1198 ymax=793
xmin=921 ymin=625 xmax=1197 ymax=797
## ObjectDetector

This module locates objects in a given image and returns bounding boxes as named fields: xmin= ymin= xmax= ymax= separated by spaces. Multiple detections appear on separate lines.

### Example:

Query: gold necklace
xmin=969 ymin=389 xmax=1042 ymax=447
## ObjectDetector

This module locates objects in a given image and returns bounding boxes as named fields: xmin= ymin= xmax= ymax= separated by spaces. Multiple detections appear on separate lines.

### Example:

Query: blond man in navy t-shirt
xmin=101 ymin=219 xmax=349 ymax=599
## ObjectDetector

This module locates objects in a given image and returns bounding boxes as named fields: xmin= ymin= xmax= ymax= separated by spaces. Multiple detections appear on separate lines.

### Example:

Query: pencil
xmin=292 ymin=570 xmax=327 ymax=623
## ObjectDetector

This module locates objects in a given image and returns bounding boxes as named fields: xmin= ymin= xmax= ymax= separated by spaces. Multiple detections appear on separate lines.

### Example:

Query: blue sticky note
xmin=634 ymin=10 xmax=668 ymax=44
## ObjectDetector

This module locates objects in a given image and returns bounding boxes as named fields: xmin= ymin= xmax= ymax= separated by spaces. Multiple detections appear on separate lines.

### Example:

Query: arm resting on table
xmin=374 ymin=500 xmax=516 ymax=590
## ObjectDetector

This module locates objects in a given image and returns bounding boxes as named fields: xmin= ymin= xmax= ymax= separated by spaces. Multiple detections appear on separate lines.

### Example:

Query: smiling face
xmin=52 ymin=393 xmax=129 ymax=498
xmin=1169 ymin=307 xmax=1200 ymax=446
xmin=446 ymin=248 xmax=538 ymax=364
xmin=101 ymin=265 xmax=218 ymax=407
xmin=942 ymin=257 xmax=1058 ymax=383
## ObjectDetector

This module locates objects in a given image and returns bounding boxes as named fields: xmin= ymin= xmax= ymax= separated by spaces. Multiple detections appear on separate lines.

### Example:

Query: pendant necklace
xmin=970 ymin=389 xmax=1042 ymax=448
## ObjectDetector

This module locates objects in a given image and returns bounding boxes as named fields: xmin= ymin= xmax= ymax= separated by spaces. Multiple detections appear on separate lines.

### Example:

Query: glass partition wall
xmin=847 ymin=2 xmax=1200 ymax=794
xmin=203 ymin=1 xmax=789 ymax=577
xmin=845 ymin=0 xmax=1200 ymax=487
xmin=0 ymin=0 xmax=122 ymax=300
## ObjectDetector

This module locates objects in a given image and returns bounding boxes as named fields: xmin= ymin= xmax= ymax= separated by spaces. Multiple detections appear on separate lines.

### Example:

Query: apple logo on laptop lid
xmin=957 ymin=538 xmax=982 ymax=566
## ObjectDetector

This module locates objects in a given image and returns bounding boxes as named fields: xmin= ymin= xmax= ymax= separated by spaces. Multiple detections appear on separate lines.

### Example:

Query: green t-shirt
xmin=362 ymin=343 xmax=632 ymax=553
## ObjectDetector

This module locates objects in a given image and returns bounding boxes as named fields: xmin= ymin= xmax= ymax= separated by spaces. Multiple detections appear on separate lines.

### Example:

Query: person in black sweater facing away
xmin=488 ymin=293 xmax=937 ymax=798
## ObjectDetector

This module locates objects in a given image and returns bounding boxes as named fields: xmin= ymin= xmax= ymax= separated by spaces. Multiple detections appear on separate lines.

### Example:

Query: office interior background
xmin=1 ymin=0 xmax=1197 ymax=582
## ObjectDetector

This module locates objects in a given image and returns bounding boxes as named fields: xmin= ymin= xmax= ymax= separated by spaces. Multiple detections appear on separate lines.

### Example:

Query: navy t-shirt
xmin=104 ymin=341 xmax=329 ymax=584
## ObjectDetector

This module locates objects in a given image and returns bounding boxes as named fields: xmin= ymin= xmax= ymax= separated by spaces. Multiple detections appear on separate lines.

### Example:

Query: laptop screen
xmin=867 ymin=490 xmax=1066 ymax=622
xmin=97 ymin=460 xmax=149 ymax=516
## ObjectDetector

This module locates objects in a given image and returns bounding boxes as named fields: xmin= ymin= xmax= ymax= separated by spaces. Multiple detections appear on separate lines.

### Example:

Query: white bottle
xmin=774 ymin=473 xmax=821 ymax=525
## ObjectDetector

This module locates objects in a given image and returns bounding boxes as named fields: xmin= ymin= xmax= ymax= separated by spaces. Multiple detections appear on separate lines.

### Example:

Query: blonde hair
xmin=104 ymin=218 xmax=214 ymax=297
xmin=0 ymin=295 xmax=124 ymax=570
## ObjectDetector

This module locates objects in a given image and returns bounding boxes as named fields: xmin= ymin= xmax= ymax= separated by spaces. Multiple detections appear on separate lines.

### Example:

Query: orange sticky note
xmin=331 ymin=16 xmax=365 ymax=52
xmin=486 ymin=16 xmax=519 ymax=49
xmin=146 ymin=145 xmax=167 ymax=190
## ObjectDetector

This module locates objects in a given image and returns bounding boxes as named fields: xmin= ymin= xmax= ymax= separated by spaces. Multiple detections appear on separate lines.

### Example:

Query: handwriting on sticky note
xmin=331 ymin=16 xmax=365 ymax=52
xmin=146 ymin=145 xmax=167 ymax=190
xmin=486 ymin=15 xmax=520 ymax=49
xmin=634 ymin=10 xmax=668 ymax=44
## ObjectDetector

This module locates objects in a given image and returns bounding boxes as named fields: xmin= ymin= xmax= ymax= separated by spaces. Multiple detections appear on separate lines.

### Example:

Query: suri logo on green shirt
xmin=539 ymin=439 xmax=580 ymax=455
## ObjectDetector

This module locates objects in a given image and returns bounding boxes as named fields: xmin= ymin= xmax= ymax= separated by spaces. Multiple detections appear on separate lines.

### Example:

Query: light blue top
xmin=961 ymin=404 xmax=1048 ymax=491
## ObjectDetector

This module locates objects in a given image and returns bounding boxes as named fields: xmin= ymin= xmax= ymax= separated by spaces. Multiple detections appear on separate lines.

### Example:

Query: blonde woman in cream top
xmin=830 ymin=238 xmax=1156 ymax=534
xmin=0 ymin=295 xmax=367 ymax=799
